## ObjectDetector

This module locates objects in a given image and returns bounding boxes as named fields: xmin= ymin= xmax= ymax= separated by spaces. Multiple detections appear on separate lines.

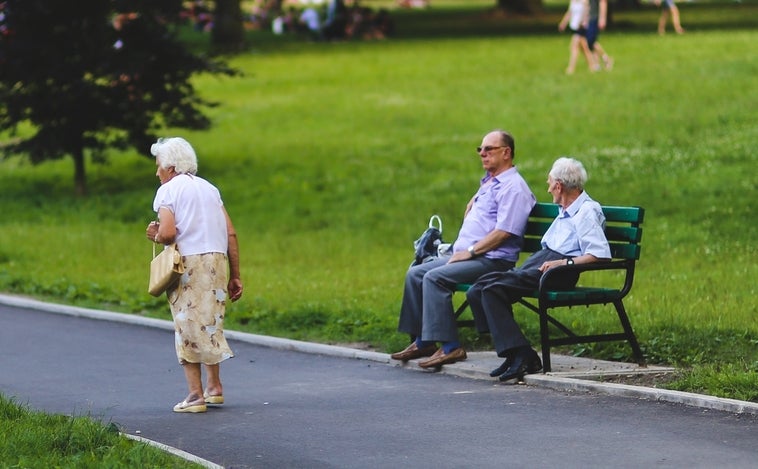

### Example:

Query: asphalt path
xmin=1 ymin=304 xmax=757 ymax=469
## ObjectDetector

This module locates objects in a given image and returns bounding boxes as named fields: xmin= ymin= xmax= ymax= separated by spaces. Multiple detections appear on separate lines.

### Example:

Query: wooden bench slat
xmin=529 ymin=203 xmax=559 ymax=218
xmin=522 ymin=238 xmax=545 ymax=253
xmin=605 ymin=226 xmax=642 ymax=243
xmin=609 ymin=243 xmax=641 ymax=260
xmin=544 ymin=287 xmax=621 ymax=302
xmin=601 ymin=206 xmax=645 ymax=224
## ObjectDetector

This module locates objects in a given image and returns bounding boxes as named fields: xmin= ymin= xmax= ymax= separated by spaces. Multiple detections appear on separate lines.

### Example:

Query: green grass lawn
xmin=1 ymin=2 xmax=756 ymax=402
xmin=0 ymin=394 xmax=200 ymax=468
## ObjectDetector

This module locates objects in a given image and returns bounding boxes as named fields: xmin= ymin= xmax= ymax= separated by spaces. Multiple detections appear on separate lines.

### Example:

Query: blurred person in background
xmin=655 ymin=0 xmax=685 ymax=35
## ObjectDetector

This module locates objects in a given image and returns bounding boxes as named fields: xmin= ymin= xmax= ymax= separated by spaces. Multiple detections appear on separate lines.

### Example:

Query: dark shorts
xmin=586 ymin=18 xmax=599 ymax=50
xmin=569 ymin=27 xmax=587 ymax=37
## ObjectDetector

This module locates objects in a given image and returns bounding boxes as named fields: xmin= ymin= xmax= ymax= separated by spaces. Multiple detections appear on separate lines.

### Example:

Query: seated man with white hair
xmin=466 ymin=157 xmax=611 ymax=382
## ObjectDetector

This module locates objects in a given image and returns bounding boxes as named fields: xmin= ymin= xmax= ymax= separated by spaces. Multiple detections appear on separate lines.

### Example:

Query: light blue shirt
xmin=453 ymin=167 xmax=536 ymax=262
xmin=541 ymin=192 xmax=611 ymax=259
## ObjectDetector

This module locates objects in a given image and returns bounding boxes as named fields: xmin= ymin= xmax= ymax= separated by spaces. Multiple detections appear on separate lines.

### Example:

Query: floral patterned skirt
xmin=167 ymin=252 xmax=234 ymax=365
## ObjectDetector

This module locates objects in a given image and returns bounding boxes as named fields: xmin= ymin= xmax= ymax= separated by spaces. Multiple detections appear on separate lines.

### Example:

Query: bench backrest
xmin=521 ymin=203 xmax=644 ymax=261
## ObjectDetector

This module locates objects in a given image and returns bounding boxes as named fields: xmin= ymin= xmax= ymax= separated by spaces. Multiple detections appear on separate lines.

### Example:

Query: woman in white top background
xmin=558 ymin=0 xmax=598 ymax=74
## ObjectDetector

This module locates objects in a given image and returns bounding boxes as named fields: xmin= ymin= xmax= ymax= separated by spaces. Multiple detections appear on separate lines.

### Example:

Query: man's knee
xmin=422 ymin=263 xmax=452 ymax=285
xmin=406 ymin=263 xmax=429 ymax=283
xmin=481 ymin=280 xmax=515 ymax=304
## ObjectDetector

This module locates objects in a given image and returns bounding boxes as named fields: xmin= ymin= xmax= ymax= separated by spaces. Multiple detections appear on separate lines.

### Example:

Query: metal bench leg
xmin=517 ymin=299 xmax=577 ymax=338
xmin=454 ymin=299 xmax=469 ymax=320
xmin=454 ymin=299 xmax=475 ymax=328
xmin=614 ymin=300 xmax=645 ymax=366
xmin=539 ymin=305 xmax=552 ymax=372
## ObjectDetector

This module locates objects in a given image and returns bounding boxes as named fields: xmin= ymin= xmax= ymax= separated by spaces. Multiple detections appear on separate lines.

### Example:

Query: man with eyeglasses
xmin=392 ymin=129 xmax=536 ymax=369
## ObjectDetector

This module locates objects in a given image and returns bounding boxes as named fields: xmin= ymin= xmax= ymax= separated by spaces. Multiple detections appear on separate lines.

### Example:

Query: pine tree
xmin=0 ymin=0 xmax=235 ymax=195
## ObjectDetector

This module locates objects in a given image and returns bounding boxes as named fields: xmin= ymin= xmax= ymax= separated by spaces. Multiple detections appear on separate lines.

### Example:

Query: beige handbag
xmin=148 ymin=243 xmax=185 ymax=297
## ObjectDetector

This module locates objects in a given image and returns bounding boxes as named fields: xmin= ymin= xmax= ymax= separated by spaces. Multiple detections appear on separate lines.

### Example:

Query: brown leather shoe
xmin=390 ymin=342 xmax=437 ymax=361
xmin=418 ymin=347 xmax=467 ymax=368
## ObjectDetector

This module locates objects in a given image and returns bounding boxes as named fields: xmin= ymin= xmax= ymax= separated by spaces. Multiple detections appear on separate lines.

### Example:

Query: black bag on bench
xmin=411 ymin=215 xmax=444 ymax=266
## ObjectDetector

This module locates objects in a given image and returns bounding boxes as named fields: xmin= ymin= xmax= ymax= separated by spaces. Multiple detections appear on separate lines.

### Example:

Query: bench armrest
xmin=538 ymin=259 xmax=637 ymax=298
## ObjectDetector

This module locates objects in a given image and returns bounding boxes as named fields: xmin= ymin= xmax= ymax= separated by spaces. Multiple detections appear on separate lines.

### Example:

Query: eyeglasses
xmin=477 ymin=145 xmax=505 ymax=153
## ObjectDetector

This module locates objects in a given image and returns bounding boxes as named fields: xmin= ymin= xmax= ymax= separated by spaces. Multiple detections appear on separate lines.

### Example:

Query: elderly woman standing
xmin=145 ymin=137 xmax=243 ymax=413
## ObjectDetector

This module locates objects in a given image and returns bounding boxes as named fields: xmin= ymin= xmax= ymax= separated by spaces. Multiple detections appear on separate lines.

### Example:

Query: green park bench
xmin=455 ymin=202 xmax=646 ymax=372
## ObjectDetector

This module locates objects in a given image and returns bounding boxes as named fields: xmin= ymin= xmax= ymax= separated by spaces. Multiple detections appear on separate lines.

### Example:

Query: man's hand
xmin=447 ymin=251 xmax=472 ymax=264
xmin=539 ymin=259 xmax=567 ymax=273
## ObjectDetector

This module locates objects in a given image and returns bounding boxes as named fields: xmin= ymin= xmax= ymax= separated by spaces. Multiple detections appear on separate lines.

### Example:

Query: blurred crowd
xmin=182 ymin=0 xmax=214 ymax=32
xmin=183 ymin=0 xmax=395 ymax=41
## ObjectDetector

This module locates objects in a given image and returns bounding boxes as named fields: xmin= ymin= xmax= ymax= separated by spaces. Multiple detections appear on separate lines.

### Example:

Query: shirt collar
xmin=481 ymin=166 xmax=516 ymax=184
xmin=560 ymin=190 xmax=589 ymax=218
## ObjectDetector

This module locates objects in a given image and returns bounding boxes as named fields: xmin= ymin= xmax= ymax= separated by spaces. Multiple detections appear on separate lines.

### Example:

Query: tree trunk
xmin=496 ymin=0 xmax=543 ymax=15
xmin=73 ymin=146 xmax=87 ymax=197
xmin=212 ymin=0 xmax=245 ymax=51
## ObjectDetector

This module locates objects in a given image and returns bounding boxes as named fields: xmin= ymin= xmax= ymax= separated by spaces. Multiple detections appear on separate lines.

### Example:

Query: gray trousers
xmin=466 ymin=249 xmax=577 ymax=357
xmin=398 ymin=256 xmax=514 ymax=343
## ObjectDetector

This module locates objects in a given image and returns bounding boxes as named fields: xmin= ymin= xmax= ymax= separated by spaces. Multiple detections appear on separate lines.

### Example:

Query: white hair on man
xmin=549 ymin=157 xmax=588 ymax=190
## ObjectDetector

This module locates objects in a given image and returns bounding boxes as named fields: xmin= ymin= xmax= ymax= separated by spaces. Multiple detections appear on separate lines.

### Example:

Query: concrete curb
xmin=523 ymin=375 xmax=758 ymax=415
xmin=123 ymin=433 xmax=224 ymax=469
xmin=3 ymin=294 xmax=757 ymax=421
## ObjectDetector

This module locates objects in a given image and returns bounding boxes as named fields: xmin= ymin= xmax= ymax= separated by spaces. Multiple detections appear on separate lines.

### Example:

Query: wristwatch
xmin=566 ymin=258 xmax=574 ymax=265
xmin=467 ymin=245 xmax=477 ymax=257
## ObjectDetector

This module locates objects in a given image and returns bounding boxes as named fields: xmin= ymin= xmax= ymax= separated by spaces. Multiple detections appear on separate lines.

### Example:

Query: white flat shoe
xmin=203 ymin=391 xmax=224 ymax=405
xmin=173 ymin=398 xmax=207 ymax=413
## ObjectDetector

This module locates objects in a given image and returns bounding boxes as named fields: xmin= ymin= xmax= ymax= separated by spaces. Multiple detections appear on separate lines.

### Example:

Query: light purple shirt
xmin=453 ymin=167 xmax=536 ymax=262
xmin=541 ymin=191 xmax=611 ymax=259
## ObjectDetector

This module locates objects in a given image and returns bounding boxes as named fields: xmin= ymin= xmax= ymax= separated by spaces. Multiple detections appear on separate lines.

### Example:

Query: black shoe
xmin=498 ymin=348 xmax=542 ymax=382
xmin=489 ymin=358 xmax=511 ymax=377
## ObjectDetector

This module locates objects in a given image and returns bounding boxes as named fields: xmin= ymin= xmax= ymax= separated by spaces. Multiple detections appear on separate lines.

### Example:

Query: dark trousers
xmin=466 ymin=249 xmax=578 ymax=357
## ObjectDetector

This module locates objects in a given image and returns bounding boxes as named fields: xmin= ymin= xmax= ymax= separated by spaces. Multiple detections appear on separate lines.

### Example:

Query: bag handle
xmin=428 ymin=214 xmax=442 ymax=233
xmin=152 ymin=242 xmax=167 ymax=259
xmin=152 ymin=242 xmax=181 ymax=261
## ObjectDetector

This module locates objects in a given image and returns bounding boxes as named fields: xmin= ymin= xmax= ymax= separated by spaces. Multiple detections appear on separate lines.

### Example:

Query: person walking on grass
xmin=558 ymin=0 xmax=597 ymax=74
xmin=655 ymin=0 xmax=685 ymax=35
xmin=586 ymin=0 xmax=614 ymax=71
xmin=146 ymin=137 xmax=243 ymax=413
xmin=391 ymin=130 xmax=536 ymax=369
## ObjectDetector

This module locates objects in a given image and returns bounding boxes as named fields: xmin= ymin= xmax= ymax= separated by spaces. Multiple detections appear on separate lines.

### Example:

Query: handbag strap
xmin=152 ymin=242 xmax=165 ymax=259
xmin=428 ymin=214 xmax=442 ymax=233
xmin=153 ymin=243 xmax=180 ymax=259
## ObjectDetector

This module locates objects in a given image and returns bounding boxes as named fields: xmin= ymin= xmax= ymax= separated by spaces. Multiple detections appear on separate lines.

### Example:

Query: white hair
xmin=150 ymin=137 xmax=198 ymax=175
xmin=549 ymin=157 xmax=588 ymax=190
